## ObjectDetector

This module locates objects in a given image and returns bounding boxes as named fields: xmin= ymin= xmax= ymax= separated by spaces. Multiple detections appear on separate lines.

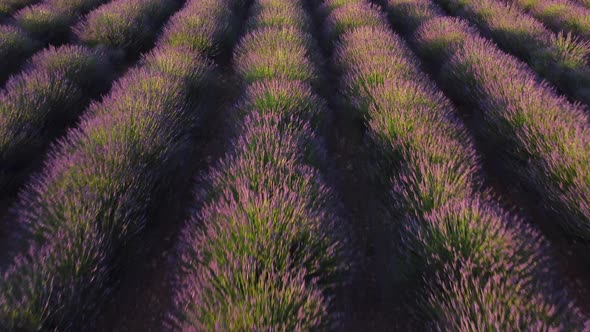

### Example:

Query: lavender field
xmin=0 ymin=0 xmax=589 ymax=330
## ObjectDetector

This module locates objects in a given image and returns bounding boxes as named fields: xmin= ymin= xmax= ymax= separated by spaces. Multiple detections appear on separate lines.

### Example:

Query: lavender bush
xmin=14 ymin=0 xmax=111 ymax=44
xmin=14 ymin=4 xmax=70 ymax=44
xmin=46 ymin=0 xmax=108 ymax=14
xmin=382 ymin=0 xmax=444 ymax=34
xmin=323 ymin=0 xmax=586 ymax=328
xmin=235 ymin=27 xmax=318 ymax=84
xmin=0 ymin=0 xmax=587 ymax=328
xmin=0 ymin=0 xmax=236 ymax=327
xmin=0 ymin=0 xmax=40 ymax=18
xmin=247 ymin=0 xmax=312 ymax=31
xmin=0 ymin=51 xmax=213 ymax=331
xmin=75 ymin=0 xmax=180 ymax=58
xmin=429 ymin=0 xmax=590 ymax=106
xmin=0 ymin=0 xmax=109 ymax=87
xmin=170 ymin=0 xmax=348 ymax=329
xmin=413 ymin=13 xmax=590 ymax=267
xmin=323 ymin=1 xmax=386 ymax=40
xmin=0 ymin=25 xmax=39 ymax=84
xmin=384 ymin=0 xmax=590 ymax=321
xmin=0 ymin=0 xmax=192 ymax=194
xmin=157 ymin=0 xmax=240 ymax=57
xmin=509 ymin=0 xmax=590 ymax=40
xmin=173 ymin=112 xmax=344 ymax=331
xmin=0 ymin=45 xmax=112 ymax=193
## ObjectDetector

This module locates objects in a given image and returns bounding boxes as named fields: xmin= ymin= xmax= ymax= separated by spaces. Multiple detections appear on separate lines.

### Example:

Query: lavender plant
xmin=413 ymin=13 xmax=590 ymax=268
xmin=381 ymin=0 xmax=444 ymax=34
xmin=323 ymin=0 xmax=586 ymax=328
xmin=170 ymin=0 xmax=348 ymax=329
xmin=157 ymin=0 xmax=238 ymax=57
xmin=14 ymin=4 xmax=71 ymax=44
xmin=173 ymin=112 xmax=344 ymax=331
xmin=0 ymin=25 xmax=38 ymax=83
xmin=0 ymin=0 xmax=238 ymax=327
xmin=0 ymin=0 xmax=188 ymax=195
xmin=13 ymin=0 xmax=111 ymax=44
xmin=0 ymin=45 xmax=112 ymax=193
xmin=247 ymin=0 xmax=312 ymax=31
xmin=75 ymin=0 xmax=180 ymax=58
xmin=46 ymin=0 xmax=108 ymax=14
xmin=235 ymin=27 xmax=318 ymax=84
xmin=0 ymin=0 xmax=40 ymax=18
xmin=509 ymin=0 xmax=590 ymax=41
xmin=427 ymin=0 xmax=590 ymax=107
xmin=0 ymin=0 xmax=110 ymax=86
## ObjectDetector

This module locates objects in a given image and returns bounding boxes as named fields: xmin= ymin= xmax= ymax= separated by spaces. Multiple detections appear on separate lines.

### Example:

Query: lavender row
xmin=75 ymin=0 xmax=181 ymax=60
xmin=387 ymin=0 xmax=590 ymax=280
xmin=0 ymin=0 xmax=39 ymax=18
xmin=0 ymin=24 xmax=38 ymax=83
xmin=0 ymin=0 xmax=113 ymax=85
xmin=423 ymin=1 xmax=590 ymax=255
xmin=421 ymin=0 xmax=590 ymax=107
xmin=0 ymin=0 xmax=181 ymax=196
xmin=322 ymin=0 xmax=585 ymax=328
xmin=508 ymin=0 xmax=590 ymax=40
xmin=170 ymin=0 xmax=348 ymax=329
xmin=0 ymin=46 xmax=112 ymax=194
xmin=0 ymin=0 xmax=245 ymax=327
xmin=15 ymin=0 xmax=112 ymax=44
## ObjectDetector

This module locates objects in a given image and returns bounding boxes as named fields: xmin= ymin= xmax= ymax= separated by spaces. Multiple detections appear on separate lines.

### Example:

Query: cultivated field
xmin=0 ymin=0 xmax=589 ymax=330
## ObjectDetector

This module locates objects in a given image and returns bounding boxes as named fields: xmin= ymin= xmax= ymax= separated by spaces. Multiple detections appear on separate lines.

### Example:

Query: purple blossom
xmin=0 ymin=0 xmax=41 ymax=18
xmin=426 ymin=0 xmax=590 ymax=106
xmin=508 ymin=0 xmax=590 ymax=41
xmin=0 ymin=0 xmax=227 ymax=328
xmin=325 ymin=0 xmax=586 ymax=328
xmin=75 ymin=0 xmax=180 ymax=57
xmin=0 ymin=45 xmax=111 ymax=193
xmin=0 ymin=25 xmax=39 ymax=84
xmin=170 ymin=0 xmax=349 ymax=329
